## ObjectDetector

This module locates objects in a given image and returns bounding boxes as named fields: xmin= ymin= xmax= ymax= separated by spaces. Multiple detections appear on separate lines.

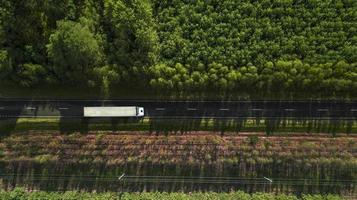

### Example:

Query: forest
xmin=0 ymin=0 xmax=356 ymax=97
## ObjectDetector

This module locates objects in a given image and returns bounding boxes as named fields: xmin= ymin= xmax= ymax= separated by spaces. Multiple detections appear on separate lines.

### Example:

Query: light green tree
xmin=47 ymin=19 xmax=104 ymax=84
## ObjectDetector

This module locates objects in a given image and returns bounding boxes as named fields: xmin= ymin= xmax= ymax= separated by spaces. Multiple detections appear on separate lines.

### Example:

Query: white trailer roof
xmin=84 ymin=106 xmax=137 ymax=117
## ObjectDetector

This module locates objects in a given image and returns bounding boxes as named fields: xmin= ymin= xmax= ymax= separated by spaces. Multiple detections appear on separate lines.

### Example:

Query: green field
xmin=0 ymin=188 xmax=347 ymax=200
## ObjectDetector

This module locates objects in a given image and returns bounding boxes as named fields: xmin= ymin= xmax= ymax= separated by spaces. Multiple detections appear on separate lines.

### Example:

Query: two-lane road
xmin=0 ymin=99 xmax=356 ymax=119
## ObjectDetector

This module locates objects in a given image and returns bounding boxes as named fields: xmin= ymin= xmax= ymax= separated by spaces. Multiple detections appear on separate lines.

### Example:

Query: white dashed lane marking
xmin=251 ymin=109 xmax=263 ymax=111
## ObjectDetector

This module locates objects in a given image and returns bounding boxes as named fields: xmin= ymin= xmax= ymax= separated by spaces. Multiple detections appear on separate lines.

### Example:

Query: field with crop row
xmin=0 ymin=132 xmax=356 ymax=194
xmin=1 ymin=133 xmax=356 ymax=165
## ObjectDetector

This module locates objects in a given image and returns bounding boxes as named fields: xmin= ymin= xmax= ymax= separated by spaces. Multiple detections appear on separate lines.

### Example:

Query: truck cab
xmin=137 ymin=107 xmax=145 ymax=117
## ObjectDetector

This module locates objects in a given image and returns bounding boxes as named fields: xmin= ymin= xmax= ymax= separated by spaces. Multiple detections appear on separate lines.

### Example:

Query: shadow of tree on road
xmin=0 ymin=102 xmax=27 ymax=138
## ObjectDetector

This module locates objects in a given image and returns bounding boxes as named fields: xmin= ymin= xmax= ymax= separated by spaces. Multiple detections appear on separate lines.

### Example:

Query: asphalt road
xmin=0 ymin=99 xmax=356 ymax=119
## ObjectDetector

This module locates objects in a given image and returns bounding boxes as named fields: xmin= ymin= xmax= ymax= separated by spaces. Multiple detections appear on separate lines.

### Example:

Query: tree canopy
xmin=47 ymin=19 xmax=103 ymax=84
xmin=0 ymin=0 xmax=356 ymax=98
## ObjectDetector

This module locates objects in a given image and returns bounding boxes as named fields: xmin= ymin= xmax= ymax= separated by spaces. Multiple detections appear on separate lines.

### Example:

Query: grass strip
xmin=0 ymin=117 xmax=356 ymax=134
xmin=0 ymin=188 xmax=346 ymax=200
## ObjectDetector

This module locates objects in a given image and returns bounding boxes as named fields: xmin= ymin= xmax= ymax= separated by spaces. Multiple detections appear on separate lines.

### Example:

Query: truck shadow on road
xmin=58 ymin=117 xmax=143 ymax=133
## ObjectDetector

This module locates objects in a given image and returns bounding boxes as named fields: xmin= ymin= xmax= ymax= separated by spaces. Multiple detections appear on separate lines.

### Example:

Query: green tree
xmin=16 ymin=63 xmax=46 ymax=87
xmin=94 ymin=65 xmax=120 ymax=98
xmin=47 ymin=19 xmax=104 ymax=84
xmin=104 ymin=0 xmax=159 ymax=81
xmin=0 ymin=50 xmax=11 ymax=79
xmin=1 ymin=0 xmax=47 ymax=66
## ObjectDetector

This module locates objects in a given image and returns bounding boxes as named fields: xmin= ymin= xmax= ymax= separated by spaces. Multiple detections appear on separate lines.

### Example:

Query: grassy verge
xmin=1 ymin=117 xmax=356 ymax=135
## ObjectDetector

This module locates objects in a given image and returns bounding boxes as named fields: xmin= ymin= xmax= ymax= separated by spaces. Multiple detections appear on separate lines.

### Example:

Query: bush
xmin=248 ymin=135 xmax=260 ymax=146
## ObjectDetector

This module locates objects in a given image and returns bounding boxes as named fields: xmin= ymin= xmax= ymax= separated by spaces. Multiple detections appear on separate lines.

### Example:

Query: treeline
xmin=0 ymin=0 xmax=356 ymax=97
xmin=0 ymin=0 xmax=157 ymax=88
xmin=0 ymin=188 xmax=346 ymax=200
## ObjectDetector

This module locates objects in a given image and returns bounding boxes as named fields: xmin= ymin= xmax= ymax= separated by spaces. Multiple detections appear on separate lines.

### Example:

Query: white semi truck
xmin=83 ymin=106 xmax=144 ymax=117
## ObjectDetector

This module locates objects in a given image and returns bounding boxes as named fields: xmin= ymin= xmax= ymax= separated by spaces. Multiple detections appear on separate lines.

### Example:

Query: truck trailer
xmin=83 ymin=106 xmax=144 ymax=117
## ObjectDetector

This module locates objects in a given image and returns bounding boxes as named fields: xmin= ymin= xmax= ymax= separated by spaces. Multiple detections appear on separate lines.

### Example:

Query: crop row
xmin=0 ymin=133 xmax=356 ymax=167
